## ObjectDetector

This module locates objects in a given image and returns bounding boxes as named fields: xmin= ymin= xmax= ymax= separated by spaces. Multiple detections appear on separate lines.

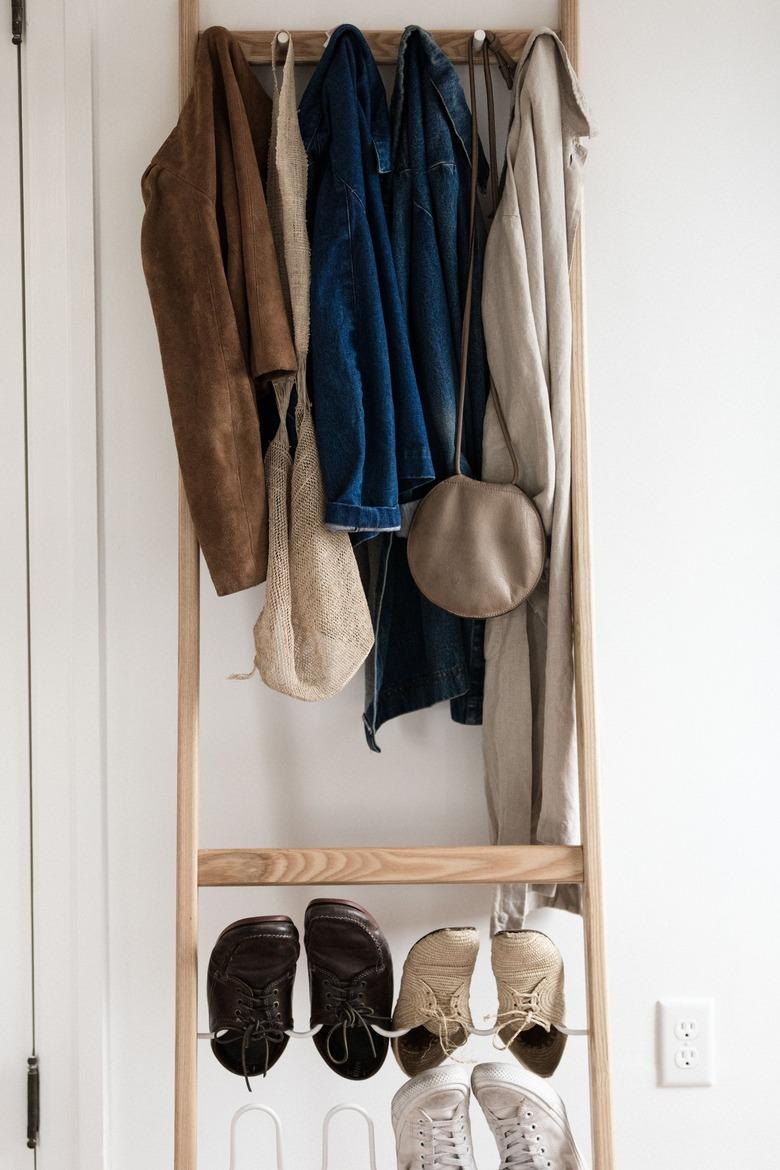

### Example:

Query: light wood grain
xmin=171 ymin=8 xmax=615 ymax=1170
xmin=174 ymin=7 xmax=200 ymax=1170
xmin=179 ymin=0 xmax=199 ymax=107
xmin=232 ymin=28 xmax=534 ymax=64
xmin=560 ymin=3 xmax=616 ymax=1169
xmin=174 ymin=483 xmax=200 ymax=1170
xmin=560 ymin=0 xmax=581 ymax=71
xmin=198 ymin=845 xmax=584 ymax=887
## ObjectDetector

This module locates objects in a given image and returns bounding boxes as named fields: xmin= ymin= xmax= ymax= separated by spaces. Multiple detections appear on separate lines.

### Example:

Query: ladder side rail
xmin=559 ymin=3 xmax=615 ymax=1168
xmin=174 ymin=6 xmax=200 ymax=1170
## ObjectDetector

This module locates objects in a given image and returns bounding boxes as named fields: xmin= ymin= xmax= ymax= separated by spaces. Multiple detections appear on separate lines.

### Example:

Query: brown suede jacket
xmin=142 ymin=27 xmax=296 ymax=596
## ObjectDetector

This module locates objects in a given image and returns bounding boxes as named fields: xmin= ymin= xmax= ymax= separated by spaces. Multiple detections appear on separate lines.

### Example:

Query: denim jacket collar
xmin=391 ymin=26 xmax=488 ymax=186
xmin=298 ymin=24 xmax=392 ymax=173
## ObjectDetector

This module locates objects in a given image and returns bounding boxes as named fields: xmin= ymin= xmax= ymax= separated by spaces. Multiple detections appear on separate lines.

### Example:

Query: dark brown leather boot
xmin=207 ymin=916 xmax=299 ymax=1088
xmin=304 ymin=899 xmax=393 ymax=1080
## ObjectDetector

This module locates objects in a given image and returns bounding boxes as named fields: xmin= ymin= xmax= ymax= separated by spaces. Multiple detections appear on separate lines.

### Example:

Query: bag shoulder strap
xmin=453 ymin=35 xmax=520 ymax=487
xmin=270 ymin=33 xmax=311 ymax=376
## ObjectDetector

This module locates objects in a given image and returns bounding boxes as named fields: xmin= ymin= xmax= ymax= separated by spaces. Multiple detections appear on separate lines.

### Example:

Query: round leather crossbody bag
xmin=407 ymin=35 xmax=546 ymax=622
xmin=407 ymin=475 xmax=545 ymax=619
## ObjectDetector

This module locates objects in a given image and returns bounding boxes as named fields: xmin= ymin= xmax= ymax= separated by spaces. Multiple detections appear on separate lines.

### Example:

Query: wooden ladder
xmin=173 ymin=3 xmax=614 ymax=1167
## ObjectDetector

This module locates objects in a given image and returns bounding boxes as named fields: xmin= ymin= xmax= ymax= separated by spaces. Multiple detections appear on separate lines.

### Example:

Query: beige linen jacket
xmin=481 ymin=29 xmax=592 ymax=929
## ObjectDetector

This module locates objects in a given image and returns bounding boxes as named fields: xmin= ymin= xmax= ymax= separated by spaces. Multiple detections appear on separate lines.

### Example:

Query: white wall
xmin=92 ymin=1 xmax=780 ymax=1168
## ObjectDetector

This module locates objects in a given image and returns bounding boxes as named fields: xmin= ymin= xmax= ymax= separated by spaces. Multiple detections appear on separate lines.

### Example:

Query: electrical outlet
xmin=657 ymin=999 xmax=714 ymax=1087
xmin=674 ymin=1017 xmax=698 ymax=1041
xmin=674 ymin=1044 xmax=699 ymax=1070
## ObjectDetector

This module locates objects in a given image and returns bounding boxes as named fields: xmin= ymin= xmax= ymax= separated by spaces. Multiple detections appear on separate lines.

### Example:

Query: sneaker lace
xmin=494 ymin=980 xmax=551 ymax=1051
xmin=416 ymin=1108 xmax=472 ymax=1168
xmin=496 ymin=1109 xmax=553 ymax=1169
xmin=213 ymin=974 xmax=285 ymax=1091
xmin=321 ymin=977 xmax=381 ymax=1067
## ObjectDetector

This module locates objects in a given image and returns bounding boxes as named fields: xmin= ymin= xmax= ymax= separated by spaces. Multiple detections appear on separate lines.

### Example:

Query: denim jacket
xmin=390 ymin=27 xmax=489 ymax=476
xmin=299 ymin=25 xmax=434 ymax=534
xmin=362 ymin=27 xmax=489 ymax=749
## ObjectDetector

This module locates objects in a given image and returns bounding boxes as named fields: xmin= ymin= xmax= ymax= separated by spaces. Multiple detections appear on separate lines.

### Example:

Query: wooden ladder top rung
xmin=231 ymin=28 xmax=536 ymax=65
xmin=198 ymin=844 xmax=584 ymax=887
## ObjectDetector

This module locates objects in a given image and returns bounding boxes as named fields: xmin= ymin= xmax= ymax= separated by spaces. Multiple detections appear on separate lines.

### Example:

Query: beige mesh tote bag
xmin=249 ymin=33 xmax=374 ymax=700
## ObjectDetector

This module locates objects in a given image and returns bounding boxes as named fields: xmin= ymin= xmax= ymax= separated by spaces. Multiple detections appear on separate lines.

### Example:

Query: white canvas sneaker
xmin=471 ymin=1063 xmax=586 ymax=1170
xmin=392 ymin=1066 xmax=477 ymax=1170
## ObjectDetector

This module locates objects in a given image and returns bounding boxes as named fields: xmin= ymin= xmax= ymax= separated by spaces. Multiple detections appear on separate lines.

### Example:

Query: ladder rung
xmin=233 ymin=28 xmax=536 ymax=65
xmin=197 ymin=845 xmax=584 ymax=887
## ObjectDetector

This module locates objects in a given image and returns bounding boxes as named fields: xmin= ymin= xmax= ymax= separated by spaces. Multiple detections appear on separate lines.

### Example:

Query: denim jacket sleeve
xmin=300 ymin=27 xmax=434 ymax=534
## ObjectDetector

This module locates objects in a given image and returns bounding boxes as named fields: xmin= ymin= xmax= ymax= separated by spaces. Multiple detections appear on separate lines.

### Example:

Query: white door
xmin=0 ymin=4 xmax=104 ymax=1165
xmin=0 ymin=26 xmax=36 ymax=1167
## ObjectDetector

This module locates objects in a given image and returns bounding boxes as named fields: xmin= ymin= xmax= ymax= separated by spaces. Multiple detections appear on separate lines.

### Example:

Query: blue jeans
xmin=361 ymin=535 xmax=484 ymax=750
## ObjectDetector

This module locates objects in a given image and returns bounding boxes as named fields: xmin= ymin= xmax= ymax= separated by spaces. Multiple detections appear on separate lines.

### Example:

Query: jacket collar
xmin=298 ymin=24 xmax=392 ymax=173
xmin=515 ymin=27 xmax=592 ymax=137
xmin=391 ymin=26 xmax=488 ymax=186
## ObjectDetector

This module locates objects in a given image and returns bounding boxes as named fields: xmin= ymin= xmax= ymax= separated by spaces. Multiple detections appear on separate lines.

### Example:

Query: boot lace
xmin=213 ymin=974 xmax=285 ymax=1091
xmin=416 ymin=1108 xmax=472 ymax=1168
xmin=418 ymin=980 xmax=471 ymax=1057
xmin=494 ymin=980 xmax=551 ymax=1051
xmin=496 ymin=1107 xmax=553 ymax=1169
xmin=321 ymin=976 xmax=382 ymax=1066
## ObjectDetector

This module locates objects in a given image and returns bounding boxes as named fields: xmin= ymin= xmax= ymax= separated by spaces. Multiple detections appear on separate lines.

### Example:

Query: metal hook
xmin=229 ymin=1104 xmax=284 ymax=1170
xmin=370 ymin=1023 xmax=411 ymax=1038
xmin=202 ymin=1021 xmax=586 ymax=1042
xmin=469 ymin=1023 xmax=504 ymax=1037
xmin=198 ymin=1025 xmax=324 ymax=1041
xmin=473 ymin=29 xmax=487 ymax=50
xmin=285 ymin=1024 xmax=323 ymax=1039
xmin=371 ymin=1020 xmax=589 ymax=1039
xmin=321 ymin=1104 xmax=377 ymax=1170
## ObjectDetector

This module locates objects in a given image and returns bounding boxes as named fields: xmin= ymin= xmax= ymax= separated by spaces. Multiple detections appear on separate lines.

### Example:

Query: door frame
xmin=0 ymin=23 xmax=34 ymax=1170
xmin=20 ymin=0 xmax=106 ymax=1164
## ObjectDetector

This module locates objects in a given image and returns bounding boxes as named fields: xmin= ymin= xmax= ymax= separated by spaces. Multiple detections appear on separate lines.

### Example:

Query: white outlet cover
xmin=657 ymin=999 xmax=715 ymax=1087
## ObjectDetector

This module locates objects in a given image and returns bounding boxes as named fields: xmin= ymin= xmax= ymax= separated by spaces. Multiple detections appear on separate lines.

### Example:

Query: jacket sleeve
xmin=141 ymin=163 xmax=268 ymax=596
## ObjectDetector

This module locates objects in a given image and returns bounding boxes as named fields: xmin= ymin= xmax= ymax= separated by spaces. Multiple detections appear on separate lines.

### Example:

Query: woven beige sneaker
xmin=392 ymin=928 xmax=479 ymax=1076
xmin=492 ymin=930 xmax=567 ymax=1077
